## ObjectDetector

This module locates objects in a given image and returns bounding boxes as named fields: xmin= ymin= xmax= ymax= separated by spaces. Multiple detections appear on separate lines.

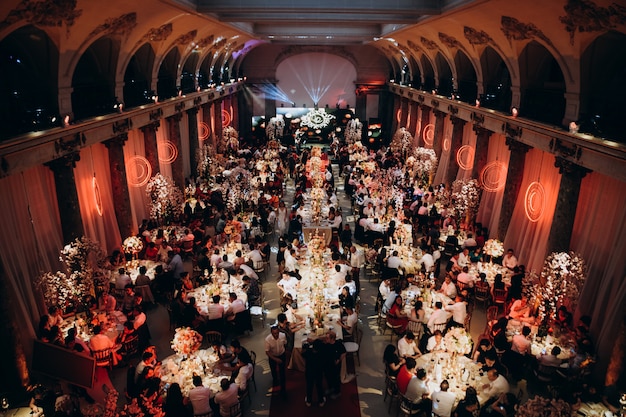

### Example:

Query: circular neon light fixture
xmin=222 ymin=109 xmax=232 ymax=127
xmin=524 ymin=181 xmax=545 ymax=222
xmin=480 ymin=161 xmax=507 ymax=192
xmin=199 ymin=122 xmax=210 ymax=140
xmin=128 ymin=156 xmax=152 ymax=187
xmin=92 ymin=175 xmax=103 ymax=216
xmin=158 ymin=140 xmax=179 ymax=164
xmin=422 ymin=123 xmax=434 ymax=146
xmin=456 ymin=145 xmax=475 ymax=170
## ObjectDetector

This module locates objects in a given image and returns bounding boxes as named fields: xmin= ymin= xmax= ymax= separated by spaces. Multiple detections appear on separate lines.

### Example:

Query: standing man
xmin=349 ymin=245 xmax=365 ymax=295
xmin=265 ymin=325 xmax=288 ymax=398
xmin=323 ymin=330 xmax=346 ymax=400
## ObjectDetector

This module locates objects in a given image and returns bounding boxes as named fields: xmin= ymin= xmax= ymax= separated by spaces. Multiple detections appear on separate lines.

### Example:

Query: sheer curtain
xmin=475 ymin=133 xmax=510 ymax=238
xmin=179 ymin=111 xmax=191 ymax=178
xmin=156 ymin=126 xmax=173 ymax=180
xmin=74 ymin=144 xmax=122 ymax=253
xmin=124 ymin=129 xmax=150 ymax=232
xmin=503 ymin=148 xmax=561 ymax=272
xmin=432 ymin=117 xmax=452 ymax=185
xmin=570 ymin=172 xmax=626 ymax=381
xmin=0 ymin=166 xmax=64 ymax=361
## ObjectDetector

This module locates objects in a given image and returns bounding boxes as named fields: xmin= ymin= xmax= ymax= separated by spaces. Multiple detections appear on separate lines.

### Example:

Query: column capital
xmin=186 ymin=106 xmax=199 ymax=116
xmin=472 ymin=124 xmax=492 ymax=137
xmin=168 ymin=112 xmax=183 ymax=123
xmin=104 ymin=133 xmax=128 ymax=149
xmin=505 ymin=136 xmax=530 ymax=153
xmin=433 ymin=109 xmax=446 ymax=119
xmin=451 ymin=115 xmax=466 ymax=127
xmin=554 ymin=156 xmax=591 ymax=177
xmin=140 ymin=121 xmax=160 ymax=133
xmin=45 ymin=152 xmax=81 ymax=170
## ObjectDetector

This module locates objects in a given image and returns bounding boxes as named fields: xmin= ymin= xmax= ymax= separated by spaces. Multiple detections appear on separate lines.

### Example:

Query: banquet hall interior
xmin=0 ymin=0 xmax=625 ymax=416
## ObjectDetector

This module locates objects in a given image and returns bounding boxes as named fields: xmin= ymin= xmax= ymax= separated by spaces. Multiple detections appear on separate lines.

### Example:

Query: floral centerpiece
xmin=145 ymin=173 xmax=184 ymax=225
xmin=515 ymin=396 xmax=571 ymax=417
xmin=171 ymin=327 xmax=203 ymax=357
xmin=266 ymin=116 xmax=285 ymax=141
xmin=444 ymin=327 xmax=473 ymax=355
xmin=483 ymin=239 xmax=504 ymax=258
xmin=535 ymin=251 xmax=587 ymax=323
xmin=451 ymin=178 xmax=481 ymax=224
xmin=221 ymin=126 xmax=239 ymax=154
xmin=122 ymin=236 xmax=143 ymax=256
xmin=345 ymin=118 xmax=362 ymax=144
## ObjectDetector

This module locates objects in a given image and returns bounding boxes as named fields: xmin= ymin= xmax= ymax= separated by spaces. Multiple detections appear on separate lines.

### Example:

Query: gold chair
xmin=228 ymin=399 xmax=242 ymax=417
xmin=204 ymin=331 xmax=222 ymax=346
xmin=343 ymin=324 xmax=363 ymax=366
xmin=91 ymin=348 xmax=113 ymax=369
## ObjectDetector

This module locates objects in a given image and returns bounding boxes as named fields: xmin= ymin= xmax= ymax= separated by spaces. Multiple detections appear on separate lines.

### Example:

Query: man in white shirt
xmin=284 ymin=248 xmax=299 ymax=272
xmin=212 ymin=378 xmax=240 ymax=417
xmin=427 ymin=302 xmax=449 ymax=333
xmin=337 ymin=306 xmax=358 ymax=338
xmin=363 ymin=202 xmax=375 ymax=217
xmin=349 ymin=245 xmax=365 ymax=294
xmin=439 ymin=276 xmax=457 ymax=299
xmin=329 ymin=264 xmax=347 ymax=288
xmin=503 ymin=248 xmax=518 ymax=270
xmin=462 ymin=233 xmax=477 ymax=250
xmin=387 ymin=250 xmax=404 ymax=270
xmin=456 ymin=266 xmax=475 ymax=288
xmin=207 ymin=295 xmax=225 ymax=320
xmin=379 ymin=279 xmax=392 ymax=302
xmin=426 ymin=330 xmax=447 ymax=352
xmin=419 ymin=251 xmax=435 ymax=273
xmin=431 ymin=380 xmax=457 ymax=417
xmin=188 ymin=375 xmax=212 ymax=415
xmin=246 ymin=243 xmax=263 ymax=264
xmin=405 ymin=368 xmax=431 ymax=412
xmin=115 ymin=268 xmax=131 ymax=290
xmin=277 ymin=272 xmax=299 ymax=299
xmin=480 ymin=369 xmax=510 ymax=403
xmin=368 ymin=218 xmax=385 ymax=234
xmin=265 ymin=326 xmax=288 ymax=396
xmin=445 ymin=295 xmax=467 ymax=327
xmin=397 ymin=331 xmax=422 ymax=359
xmin=457 ymin=248 xmax=470 ymax=269
xmin=225 ymin=292 xmax=246 ymax=322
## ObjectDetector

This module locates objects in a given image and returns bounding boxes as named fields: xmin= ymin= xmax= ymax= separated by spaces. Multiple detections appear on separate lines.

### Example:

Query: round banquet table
xmin=160 ymin=349 xmax=232 ymax=396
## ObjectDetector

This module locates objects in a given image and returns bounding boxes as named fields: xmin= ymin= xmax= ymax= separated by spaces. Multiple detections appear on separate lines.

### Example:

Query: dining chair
xmin=249 ymin=295 xmax=267 ymax=329
xmin=91 ymin=348 xmax=114 ymax=369
xmin=398 ymin=392 xmax=422 ymax=417
xmin=484 ymin=305 xmax=500 ymax=334
xmin=121 ymin=334 xmax=140 ymax=359
xmin=474 ymin=284 xmax=490 ymax=309
xmin=252 ymin=259 xmax=265 ymax=281
xmin=385 ymin=375 xmax=402 ymax=415
xmin=385 ymin=315 xmax=404 ymax=342
xmin=204 ymin=331 xmax=222 ymax=346
xmin=343 ymin=323 xmax=363 ymax=366
xmin=228 ymin=399 xmax=242 ymax=417
xmin=493 ymin=288 xmax=508 ymax=312
xmin=431 ymin=322 xmax=448 ymax=334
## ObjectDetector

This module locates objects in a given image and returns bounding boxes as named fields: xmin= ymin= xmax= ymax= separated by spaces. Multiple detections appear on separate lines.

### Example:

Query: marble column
xmin=497 ymin=138 xmax=530 ymax=240
xmin=390 ymin=95 xmax=401 ymax=133
xmin=445 ymin=116 xmax=467 ymax=186
xmin=141 ymin=122 xmax=160 ymax=176
xmin=400 ymin=98 xmax=409 ymax=128
xmin=201 ymin=104 xmax=213 ymax=149
xmin=213 ymin=100 xmax=224 ymax=149
xmin=409 ymin=102 xmax=419 ymax=139
xmin=187 ymin=107 xmax=199 ymax=177
xmin=417 ymin=105 xmax=431 ymax=147
xmin=471 ymin=126 xmax=493 ymax=180
xmin=546 ymin=157 xmax=589 ymax=253
xmin=432 ymin=109 xmax=446 ymax=157
xmin=104 ymin=134 xmax=133 ymax=239
xmin=167 ymin=114 xmax=185 ymax=189
xmin=46 ymin=153 xmax=84 ymax=243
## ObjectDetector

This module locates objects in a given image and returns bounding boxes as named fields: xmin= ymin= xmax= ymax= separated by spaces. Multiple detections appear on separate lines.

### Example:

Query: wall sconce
xmin=63 ymin=114 xmax=71 ymax=127
xmin=511 ymin=107 xmax=519 ymax=118
xmin=569 ymin=121 xmax=580 ymax=134
xmin=475 ymin=99 xmax=480 ymax=108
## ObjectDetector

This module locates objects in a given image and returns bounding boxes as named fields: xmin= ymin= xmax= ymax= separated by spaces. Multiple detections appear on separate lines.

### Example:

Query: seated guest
xmin=397 ymin=331 xmax=422 ymax=359
xmin=211 ymin=378 xmax=239 ymax=417
xmin=439 ymin=275 xmax=458 ymax=299
xmin=383 ymin=344 xmax=405 ymax=377
xmin=426 ymin=330 xmax=447 ymax=352
xmin=537 ymin=346 xmax=567 ymax=367
xmin=115 ymin=268 xmax=132 ymax=290
xmin=98 ymin=289 xmax=117 ymax=312
xmin=135 ymin=266 xmax=151 ymax=287
xmin=225 ymin=292 xmax=246 ymax=322
xmin=480 ymin=392 xmax=518 ymax=417
xmin=474 ymin=338 xmax=496 ymax=364
xmin=479 ymin=369 xmax=509 ymax=404
xmin=186 ymin=375 xmax=211 ymax=416
xmin=555 ymin=305 xmax=573 ymax=330
xmin=508 ymin=295 xmax=534 ymax=323
xmin=431 ymin=380 xmax=456 ymax=417
xmin=405 ymin=367 xmax=432 ymax=413
xmin=207 ymin=295 xmax=225 ymax=320
xmin=427 ymin=302 xmax=448 ymax=333
xmin=388 ymin=295 xmax=410 ymax=334
xmin=396 ymin=357 xmax=417 ymax=395
xmin=511 ymin=326 xmax=532 ymax=356
xmin=337 ymin=306 xmax=358 ymax=339
xmin=502 ymin=249 xmax=518 ymax=270
xmin=181 ymin=297 xmax=203 ymax=329
xmin=90 ymin=324 xmax=120 ymax=365
xmin=242 ymin=276 xmax=261 ymax=306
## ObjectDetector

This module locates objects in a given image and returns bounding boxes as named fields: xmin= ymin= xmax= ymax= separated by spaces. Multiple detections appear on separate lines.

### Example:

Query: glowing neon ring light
xmin=128 ymin=156 xmax=152 ymax=187
xmin=158 ymin=140 xmax=179 ymax=164
xmin=443 ymin=137 xmax=451 ymax=152
xmin=422 ymin=123 xmax=434 ymax=146
xmin=396 ymin=108 xmax=402 ymax=123
xmin=406 ymin=111 xmax=412 ymax=131
xmin=480 ymin=161 xmax=507 ymax=192
xmin=92 ymin=175 xmax=103 ymax=216
xmin=456 ymin=145 xmax=475 ymax=170
xmin=415 ymin=120 xmax=422 ymax=143
xmin=199 ymin=122 xmax=210 ymax=140
xmin=524 ymin=181 xmax=545 ymax=222
xmin=222 ymin=109 xmax=232 ymax=127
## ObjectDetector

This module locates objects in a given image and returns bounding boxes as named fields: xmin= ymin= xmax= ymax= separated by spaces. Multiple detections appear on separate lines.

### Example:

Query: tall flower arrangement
xmin=536 ymin=251 xmax=587 ymax=323
xmin=37 ymin=236 xmax=106 ymax=310
xmin=224 ymin=166 xmax=252 ymax=212
xmin=345 ymin=118 xmax=362 ymax=144
xmin=409 ymin=147 xmax=438 ymax=185
xmin=171 ymin=327 xmax=203 ymax=356
xmin=444 ymin=327 xmax=473 ymax=355
xmin=483 ymin=239 xmax=504 ymax=258
xmin=390 ymin=127 xmax=413 ymax=156
xmin=451 ymin=178 xmax=481 ymax=221
xmin=221 ymin=126 xmax=239 ymax=154
xmin=265 ymin=116 xmax=285 ymax=141
xmin=145 ymin=173 xmax=184 ymax=225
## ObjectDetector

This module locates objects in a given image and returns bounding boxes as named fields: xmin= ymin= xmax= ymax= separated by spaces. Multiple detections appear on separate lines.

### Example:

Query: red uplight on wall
xmin=128 ymin=156 xmax=152 ymax=187
xmin=199 ymin=122 xmax=210 ymax=140
xmin=456 ymin=145 xmax=475 ymax=170
xmin=222 ymin=109 xmax=232 ymax=127
xmin=406 ymin=111 xmax=411 ymax=131
xmin=443 ymin=137 xmax=451 ymax=152
xmin=158 ymin=140 xmax=179 ymax=164
xmin=92 ymin=175 xmax=103 ymax=216
xmin=524 ymin=181 xmax=545 ymax=222
xmin=396 ymin=108 xmax=402 ymax=124
xmin=480 ymin=161 xmax=507 ymax=192
xmin=422 ymin=123 xmax=434 ymax=146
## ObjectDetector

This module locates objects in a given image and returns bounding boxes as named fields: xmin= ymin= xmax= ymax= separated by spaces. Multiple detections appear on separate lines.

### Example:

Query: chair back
xmin=474 ymin=284 xmax=489 ymax=300
xmin=486 ymin=305 xmax=499 ymax=322
xmin=91 ymin=348 xmax=113 ymax=368
xmin=456 ymin=281 xmax=468 ymax=292
xmin=134 ymin=285 xmax=155 ymax=304
xmin=431 ymin=322 xmax=448 ymax=334
xmin=121 ymin=334 xmax=139 ymax=358
xmin=249 ymin=350 xmax=257 ymax=391
xmin=204 ymin=331 xmax=222 ymax=346
xmin=535 ymin=363 xmax=558 ymax=382
xmin=228 ymin=400 xmax=242 ymax=417
xmin=493 ymin=288 xmax=507 ymax=304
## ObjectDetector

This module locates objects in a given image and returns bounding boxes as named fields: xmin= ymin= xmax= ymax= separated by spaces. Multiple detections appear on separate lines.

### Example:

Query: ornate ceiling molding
xmin=143 ymin=23 xmax=173 ymax=43
xmin=89 ymin=12 xmax=136 ymax=39
xmin=463 ymin=26 xmax=494 ymax=45
xmin=174 ymin=30 xmax=197 ymax=47
xmin=274 ymin=45 xmax=358 ymax=68
xmin=438 ymin=32 xmax=463 ymax=49
xmin=0 ymin=0 xmax=82 ymax=35
xmin=420 ymin=36 xmax=438 ymax=50
xmin=560 ymin=0 xmax=626 ymax=45
xmin=501 ymin=16 xmax=554 ymax=48
xmin=197 ymin=34 xmax=215 ymax=48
